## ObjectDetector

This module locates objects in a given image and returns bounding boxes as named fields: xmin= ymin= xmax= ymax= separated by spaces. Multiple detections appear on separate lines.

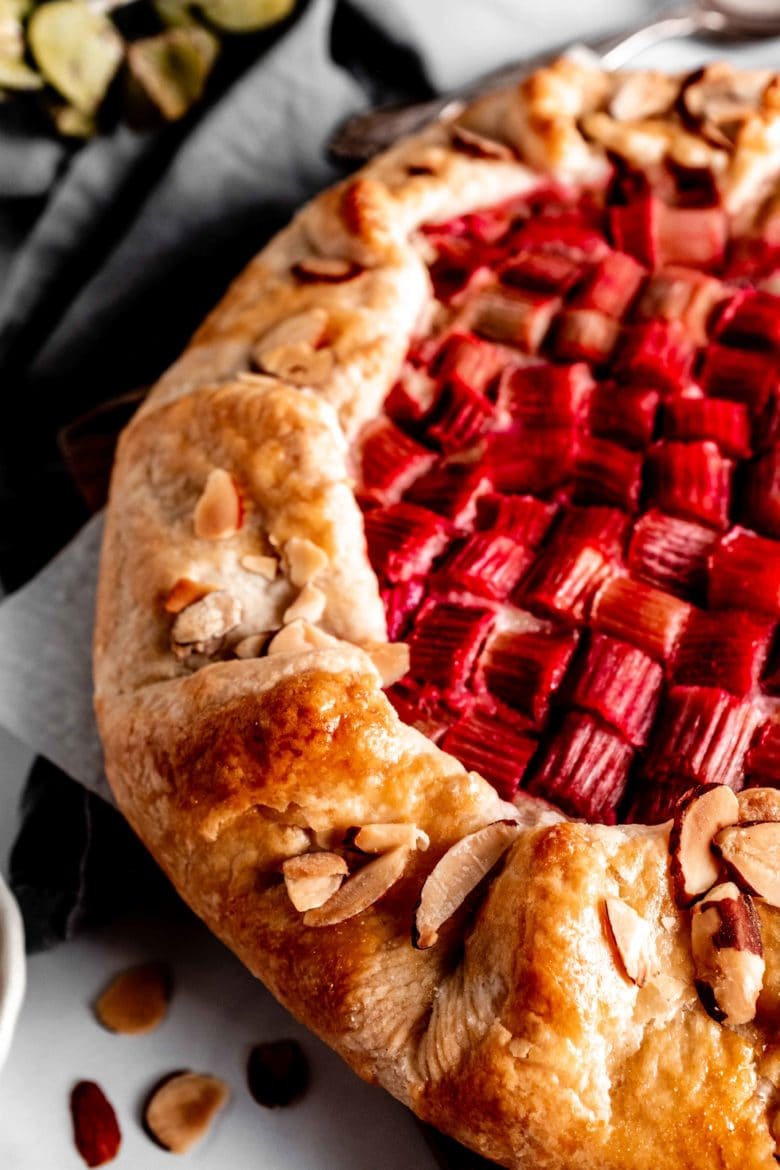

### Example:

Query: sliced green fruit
xmin=28 ymin=1 xmax=124 ymax=115
xmin=127 ymin=26 xmax=217 ymax=121
xmin=196 ymin=0 xmax=294 ymax=34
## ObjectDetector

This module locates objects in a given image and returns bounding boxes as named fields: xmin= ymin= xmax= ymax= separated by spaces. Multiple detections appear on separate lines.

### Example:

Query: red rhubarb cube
xmin=384 ymin=366 xmax=439 ymax=427
xmin=381 ymin=578 xmax=426 ymax=641
xmin=570 ymin=632 xmax=664 ymax=747
xmin=499 ymin=249 xmax=584 ymax=294
xmin=636 ymin=266 xmax=724 ymax=343
xmin=649 ymin=439 xmax=733 ymax=530
xmin=478 ymin=627 xmax=579 ymax=724
xmin=406 ymin=462 xmax=490 ymax=529
xmin=484 ymin=426 xmax=575 ymax=495
xmin=434 ymin=533 xmax=532 ymax=601
xmin=525 ymin=712 xmax=635 ymax=823
xmin=591 ymin=574 xmax=691 ymax=662
xmin=521 ymin=536 xmax=612 ymax=625
xmin=386 ymin=678 xmax=453 ymax=743
xmin=440 ymin=710 xmax=538 ymax=801
xmin=434 ymin=331 xmax=510 ymax=397
xmin=655 ymin=204 xmax=727 ymax=271
xmin=513 ymin=211 xmax=608 ymax=258
xmin=468 ymin=285 xmax=561 ymax=353
xmin=359 ymin=418 xmax=437 ymax=505
xmin=496 ymin=361 xmax=593 ymax=428
xmin=588 ymin=382 xmax=659 ymax=449
xmin=627 ymin=508 xmax=718 ymax=602
xmin=554 ymin=505 xmax=630 ymax=558
xmin=408 ymin=599 xmax=496 ymax=692
xmin=742 ymin=446 xmax=780 ymax=539
xmin=717 ymin=289 xmax=780 ymax=350
xmin=614 ymin=321 xmax=695 ymax=393
xmin=574 ymin=435 xmax=644 ymax=511
xmin=475 ymin=492 xmax=558 ymax=548
xmin=569 ymin=249 xmax=645 ymax=317
xmin=672 ymin=608 xmax=774 ymax=696
xmin=426 ymin=378 xmax=497 ymax=453
xmin=663 ymin=397 xmax=752 ymax=460
xmin=708 ymin=526 xmax=780 ymax=617
xmin=552 ymin=309 xmax=619 ymax=364
xmin=609 ymin=195 xmax=657 ymax=267
xmin=745 ymin=717 xmax=780 ymax=785
xmin=645 ymin=685 xmax=758 ymax=789
xmin=364 ymin=503 xmax=451 ymax=583
xmin=699 ymin=343 xmax=779 ymax=414
xmin=624 ymin=775 xmax=699 ymax=826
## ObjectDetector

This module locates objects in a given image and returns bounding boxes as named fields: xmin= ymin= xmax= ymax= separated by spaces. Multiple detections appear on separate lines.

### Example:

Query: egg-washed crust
xmin=95 ymin=59 xmax=780 ymax=1168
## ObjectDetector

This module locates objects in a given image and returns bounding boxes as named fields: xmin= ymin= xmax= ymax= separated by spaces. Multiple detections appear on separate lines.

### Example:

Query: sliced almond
xmin=256 ymin=308 xmax=328 ymax=351
xmin=360 ymin=641 xmax=410 ymax=687
xmin=604 ymin=898 xmax=657 ymax=988
xmin=144 ymin=1071 xmax=230 ymax=1154
xmin=94 ymin=962 xmax=171 ymax=1035
xmin=450 ymin=124 xmax=513 ymax=160
xmin=738 ymin=788 xmax=780 ymax=824
xmin=282 ymin=852 xmax=348 ymax=913
xmin=234 ymin=633 xmax=270 ymax=659
xmin=283 ymin=537 xmax=328 ymax=587
xmin=241 ymin=554 xmax=278 ymax=580
xmin=713 ymin=823 xmax=780 ymax=908
xmin=679 ymin=63 xmax=770 ymax=149
xmin=256 ymin=342 xmax=334 ymax=388
xmin=283 ymin=581 xmax=326 ymax=625
xmin=669 ymin=784 xmax=740 ymax=908
xmin=691 ymin=880 xmax=765 ymax=1028
xmin=303 ymin=846 xmax=410 ymax=927
xmin=267 ymin=619 xmax=341 ymax=656
xmin=413 ymin=819 xmax=521 ymax=950
xmin=193 ymin=468 xmax=243 ymax=540
xmin=291 ymin=256 xmax=362 ymax=283
xmin=163 ymin=577 xmax=217 ymax=614
xmin=171 ymin=590 xmax=242 ymax=658
xmin=349 ymin=823 xmax=429 ymax=854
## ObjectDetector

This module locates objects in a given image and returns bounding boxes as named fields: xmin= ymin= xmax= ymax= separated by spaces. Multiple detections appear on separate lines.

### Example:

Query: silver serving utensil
xmin=329 ymin=0 xmax=780 ymax=163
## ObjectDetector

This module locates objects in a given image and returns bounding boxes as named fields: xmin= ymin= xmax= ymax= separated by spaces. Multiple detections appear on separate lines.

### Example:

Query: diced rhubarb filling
xmin=357 ymin=178 xmax=780 ymax=825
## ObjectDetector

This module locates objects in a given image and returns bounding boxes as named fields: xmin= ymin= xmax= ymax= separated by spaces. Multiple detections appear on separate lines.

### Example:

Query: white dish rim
xmin=0 ymin=872 xmax=25 ymax=1070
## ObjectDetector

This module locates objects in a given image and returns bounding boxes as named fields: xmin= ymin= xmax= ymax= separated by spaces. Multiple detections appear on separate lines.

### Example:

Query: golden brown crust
xmin=95 ymin=58 xmax=780 ymax=1169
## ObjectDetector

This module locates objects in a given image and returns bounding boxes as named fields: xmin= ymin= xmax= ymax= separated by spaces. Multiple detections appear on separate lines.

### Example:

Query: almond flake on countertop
xmin=284 ymin=537 xmax=328 ymax=587
xmin=94 ymin=962 xmax=171 ymax=1035
xmin=144 ymin=1072 xmax=230 ymax=1155
xmin=241 ymin=553 xmax=278 ymax=580
xmin=193 ymin=468 xmax=243 ymax=540
xmin=283 ymin=582 xmax=326 ymax=625
xmin=604 ymin=897 xmax=657 ymax=987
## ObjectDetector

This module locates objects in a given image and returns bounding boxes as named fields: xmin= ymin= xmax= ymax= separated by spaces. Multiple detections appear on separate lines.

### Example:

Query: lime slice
xmin=28 ymin=1 xmax=124 ymax=115
xmin=196 ymin=0 xmax=294 ymax=34
xmin=127 ymin=26 xmax=217 ymax=121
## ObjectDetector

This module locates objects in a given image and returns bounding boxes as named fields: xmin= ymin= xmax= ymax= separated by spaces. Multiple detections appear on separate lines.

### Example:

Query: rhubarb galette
xmin=95 ymin=59 xmax=780 ymax=1169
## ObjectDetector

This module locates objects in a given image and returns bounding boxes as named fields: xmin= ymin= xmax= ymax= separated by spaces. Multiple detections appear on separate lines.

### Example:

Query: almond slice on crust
xmin=241 ymin=554 xmax=278 ymax=580
xmin=348 ymin=823 xmax=429 ymax=853
xmin=604 ymin=898 xmax=657 ymax=988
xmin=94 ymin=962 xmax=171 ymax=1034
xmin=690 ymin=880 xmax=765 ymax=1028
xmin=234 ymin=633 xmax=271 ymax=659
xmin=359 ymin=641 xmax=410 ymax=687
xmin=171 ymin=590 xmax=242 ymax=658
xmin=291 ymin=257 xmax=363 ymax=283
xmin=713 ymin=823 xmax=780 ymax=908
xmin=144 ymin=1072 xmax=230 ymax=1154
xmin=256 ymin=342 xmax=335 ymax=388
xmin=738 ymin=788 xmax=780 ymax=824
xmin=163 ymin=577 xmax=217 ymax=614
xmin=303 ymin=846 xmax=410 ymax=927
xmin=669 ymin=784 xmax=740 ymax=908
xmin=607 ymin=71 xmax=679 ymax=122
xmin=193 ymin=468 xmax=243 ymax=540
xmin=283 ymin=581 xmax=326 ymax=625
xmin=266 ymin=619 xmax=342 ymax=656
xmin=284 ymin=537 xmax=328 ymax=587
xmin=255 ymin=308 xmax=328 ymax=351
xmin=450 ymin=125 xmax=514 ymax=160
xmin=413 ymin=820 xmax=521 ymax=950
xmin=282 ymin=852 xmax=349 ymax=913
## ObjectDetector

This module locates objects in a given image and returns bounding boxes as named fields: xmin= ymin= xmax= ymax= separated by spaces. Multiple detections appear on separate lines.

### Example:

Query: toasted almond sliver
xmin=450 ymin=124 xmax=513 ymax=160
xmin=414 ymin=819 xmax=521 ymax=950
xmin=738 ymin=788 xmax=780 ymax=824
xmin=171 ymin=590 xmax=242 ymax=654
xmin=283 ymin=852 xmax=349 ymax=913
xmin=95 ymin=962 xmax=171 ymax=1035
xmin=690 ymin=881 xmax=764 ymax=1028
xmin=284 ymin=537 xmax=328 ymax=587
xmin=350 ymin=823 xmax=429 ymax=854
xmin=163 ymin=577 xmax=217 ymax=614
xmin=283 ymin=582 xmax=326 ymax=625
xmin=241 ymin=554 xmax=278 ymax=580
xmin=267 ymin=619 xmax=341 ymax=656
xmin=604 ymin=898 xmax=657 ymax=988
xmin=256 ymin=343 xmax=334 ymax=387
xmin=303 ymin=846 xmax=410 ymax=927
xmin=234 ymin=633 xmax=270 ymax=659
xmin=713 ymin=822 xmax=780 ymax=908
xmin=257 ymin=308 xmax=328 ymax=351
xmin=144 ymin=1072 xmax=230 ymax=1154
xmin=193 ymin=468 xmax=243 ymax=540
xmin=669 ymin=784 xmax=740 ymax=908
xmin=282 ymin=852 xmax=349 ymax=880
xmin=292 ymin=256 xmax=362 ymax=283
